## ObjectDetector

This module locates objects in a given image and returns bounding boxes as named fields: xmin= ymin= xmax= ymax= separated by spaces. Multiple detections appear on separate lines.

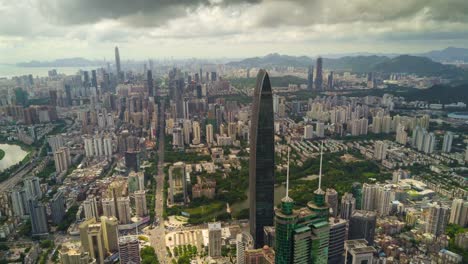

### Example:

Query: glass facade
xmin=249 ymin=69 xmax=275 ymax=248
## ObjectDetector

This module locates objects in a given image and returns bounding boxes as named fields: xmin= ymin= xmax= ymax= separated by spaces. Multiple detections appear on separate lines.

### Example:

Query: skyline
xmin=2 ymin=0 xmax=468 ymax=63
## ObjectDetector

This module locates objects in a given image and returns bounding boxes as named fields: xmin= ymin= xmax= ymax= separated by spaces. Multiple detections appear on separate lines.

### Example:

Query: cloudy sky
xmin=1 ymin=0 xmax=468 ymax=63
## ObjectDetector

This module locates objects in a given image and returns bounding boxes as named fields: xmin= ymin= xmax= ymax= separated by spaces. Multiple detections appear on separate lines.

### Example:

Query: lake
xmin=230 ymin=184 xmax=286 ymax=213
xmin=0 ymin=144 xmax=29 ymax=172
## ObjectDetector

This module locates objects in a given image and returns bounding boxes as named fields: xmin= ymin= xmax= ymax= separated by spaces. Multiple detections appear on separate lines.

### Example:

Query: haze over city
xmin=0 ymin=1 xmax=468 ymax=264
xmin=2 ymin=0 xmax=468 ymax=62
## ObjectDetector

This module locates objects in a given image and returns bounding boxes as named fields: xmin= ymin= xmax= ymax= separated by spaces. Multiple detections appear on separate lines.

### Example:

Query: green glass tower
xmin=275 ymin=144 xmax=330 ymax=264
xmin=351 ymin=182 xmax=362 ymax=210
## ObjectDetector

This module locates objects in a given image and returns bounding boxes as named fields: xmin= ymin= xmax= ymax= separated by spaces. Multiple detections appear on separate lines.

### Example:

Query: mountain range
xmin=227 ymin=53 xmax=468 ymax=79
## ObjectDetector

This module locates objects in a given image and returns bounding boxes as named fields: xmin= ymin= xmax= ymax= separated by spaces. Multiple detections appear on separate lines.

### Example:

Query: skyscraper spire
xmin=318 ymin=140 xmax=323 ymax=191
xmin=286 ymin=147 xmax=290 ymax=199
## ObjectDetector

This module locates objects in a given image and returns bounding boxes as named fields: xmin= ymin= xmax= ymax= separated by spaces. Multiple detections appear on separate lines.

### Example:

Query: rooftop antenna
xmin=318 ymin=141 xmax=323 ymax=191
xmin=286 ymin=147 xmax=290 ymax=198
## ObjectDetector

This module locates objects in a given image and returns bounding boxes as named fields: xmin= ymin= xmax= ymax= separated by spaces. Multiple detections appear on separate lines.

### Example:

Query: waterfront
xmin=0 ymin=144 xmax=29 ymax=172
xmin=0 ymin=65 xmax=99 ymax=78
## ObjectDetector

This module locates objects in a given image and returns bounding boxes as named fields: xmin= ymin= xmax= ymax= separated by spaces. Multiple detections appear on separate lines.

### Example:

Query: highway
xmin=149 ymin=99 xmax=168 ymax=263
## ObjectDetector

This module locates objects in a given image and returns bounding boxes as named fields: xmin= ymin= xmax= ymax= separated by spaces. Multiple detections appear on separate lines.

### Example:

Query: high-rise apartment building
xmin=101 ymin=198 xmax=117 ymax=218
xmin=208 ymin=222 xmax=222 ymax=258
xmin=249 ymin=70 xmax=275 ymax=248
xmin=236 ymin=232 xmax=254 ymax=264
xmin=134 ymin=190 xmax=148 ymax=217
xmin=340 ymin=192 xmax=356 ymax=220
xmin=100 ymin=216 xmax=119 ymax=253
xmin=54 ymin=146 xmax=71 ymax=174
xmin=326 ymin=188 xmax=338 ymax=217
xmin=83 ymin=196 xmax=99 ymax=220
xmin=426 ymin=202 xmax=451 ymax=236
xmin=206 ymin=124 xmax=214 ymax=144
xmin=117 ymin=197 xmax=132 ymax=224
xmin=449 ymin=199 xmax=468 ymax=227
xmin=442 ymin=131 xmax=454 ymax=153
xmin=29 ymin=199 xmax=48 ymax=236
xmin=119 ymin=236 xmax=140 ymax=264
xmin=192 ymin=121 xmax=201 ymax=145
xmin=50 ymin=191 xmax=66 ymax=224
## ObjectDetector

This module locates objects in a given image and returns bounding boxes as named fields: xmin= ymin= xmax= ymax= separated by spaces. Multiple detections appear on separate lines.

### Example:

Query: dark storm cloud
xmin=38 ymin=0 xmax=261 ymax=27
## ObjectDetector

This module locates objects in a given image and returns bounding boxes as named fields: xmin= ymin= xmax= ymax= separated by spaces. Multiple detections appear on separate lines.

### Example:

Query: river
xmin=0 ymin=144 xmax=29 ymax=172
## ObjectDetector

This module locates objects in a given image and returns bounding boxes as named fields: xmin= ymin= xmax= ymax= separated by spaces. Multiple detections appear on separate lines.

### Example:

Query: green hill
xmin=372 ymin=55 xmax=467 ymax=79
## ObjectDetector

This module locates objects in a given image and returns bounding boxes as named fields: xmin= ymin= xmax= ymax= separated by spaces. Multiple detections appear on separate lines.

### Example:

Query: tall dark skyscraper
xmin=115 ymin=46 xmax=122 ymax=82
xmin=249 ymin=69 xmax=275 ymax=248
xmin=328 ymin=71 xmax=334 ymax=90
xmin=307 ymin=65 xmax=314 ymax=90
xmin=315 ymin=57 xmax=323 ymax=90
xmin=147 ymin=70 xmax=154 ymax=97
xmin=91 ymin=70 xmax=97 ymax=88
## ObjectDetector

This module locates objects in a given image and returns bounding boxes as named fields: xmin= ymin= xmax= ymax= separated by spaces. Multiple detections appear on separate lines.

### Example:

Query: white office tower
xmin=423 ymin=132 xmax=436 ymax=154
xmin=172 ymin=127 xmax=184 ymax=149
xmin=316 ymin=122 xmax=325 ymax=137
xmin=182 ymin=119 xmax=192 ymax=145
xmin=442 ymin=131 xmax=453 ymax=153
xmin=304 ymin=125 xmax=314 ymax=139
xmin=449 ymin=199 xmax=468 ymax=227
xmin=24 ymin=177 xmax=42 ymax=200
xmin=344 ymin=239 xmax=376 ymax=264
xmin=103 ymin=135 xmax=113 ymax=157
xmin=117 ymin=197 xmax=132 ymax=224
xmin=362 ymin=183 xmax=378 ymax=211
xmin=374 ymin=141 xmax=387 ymax=161
xmin=208 ymin=222 xmax=222 ymax=258
xmin=134 ymin=190 xmax=148 ymax=217
xmin=47 ymin=134 xmax=64 ymax=152
xmin=53 ymin=146 xmax=71 ymax=174
xmin=426 ymin=202 xmax=451 ymax=236
xmin=192 ymin=121 xmax=201 ymax=145
xmin=83 ymin=196 xmax=99 ymax=220
xmin=273 ymin=94 xmax=279 ymax=114
xmin=340 ymin=193 xmax=356 ymax=220
xmin=101 ymin=198 xmax=116 ymax=218
xmin=395 ymin=124 xmax=408 ymax=145
xmin=106 ymin=113 xmax=114 ymax=128
xmin=206 ymin=124 xmax=214 ymax=144
xmin=236 ymin=232 xmax=254 ymax=264
xmin=83 ymin=136 xmax=94 ymax=157
xmin=97 ymin=113 xmax=106 ymax=129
